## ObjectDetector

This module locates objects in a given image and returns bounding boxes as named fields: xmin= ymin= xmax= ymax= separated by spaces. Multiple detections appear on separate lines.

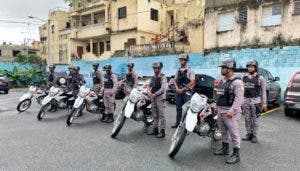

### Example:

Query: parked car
xmin=284 ymin=72 xmax=300 ymax=116
xmin=166 ymin=74 xmax=215 ymax=104
xmin=226 ymin=68 xmax=281 ymax=109
xmin=0 ymin=74 xmax=10 ymax=94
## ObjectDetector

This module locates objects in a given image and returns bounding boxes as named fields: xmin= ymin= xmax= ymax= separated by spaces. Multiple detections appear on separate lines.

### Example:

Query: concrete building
xmin=204 ymin=0 xmax=300 ymax=51
xmin=0 ymin=42 xmax=39 ymax=61
xmin=39 ymin=10 xmax=69 ymax=64
xmin=40 ymin=0 xmax=205 ymax=64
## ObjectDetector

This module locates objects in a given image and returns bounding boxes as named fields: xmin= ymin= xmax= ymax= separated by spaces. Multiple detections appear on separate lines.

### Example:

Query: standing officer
xmin=171 ymin=54 xmax=195 ymax=128
xmin=102 ymin=64 xmax=117 ymax=123
xmin=70 ymin=66 xmax=85 ymax=97
xmin=47 ymin=65 xmax=57 ymax=112
xmin=124 ymin=62 xmax=138 ymax=95
xmin=214 ymin=58 xmax=244 ymax=164
xmin=92 ymin=63 xmax=103 ymax=95
xmin=67 ymin=65 xmax=74 ymax=90
xmin=147 ymin=62 xmax=167 ymax=138
xmin=242 ymin=59 xmax=267 ymax=143
xmin=47 ymin=65 xmax=57 ymax=89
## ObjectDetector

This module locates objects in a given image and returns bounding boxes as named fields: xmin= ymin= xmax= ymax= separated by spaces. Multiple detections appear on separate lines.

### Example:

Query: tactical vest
xmin=215 ymin=78 xmax=240 ymax=107
xmin=93 ymin=71 xmax=101 ymax=84
xmin=104 ymin=74 xmax=114 ymax=89
xmin=151 ymin=75 xmax=164 ymax=94
xmin=177 ymin=69 xmax=190 ymax=87
xmin=125 ymin=73 xmax=135 ymax=87
xmin=243 ymin=75 xmax=260 ymax=98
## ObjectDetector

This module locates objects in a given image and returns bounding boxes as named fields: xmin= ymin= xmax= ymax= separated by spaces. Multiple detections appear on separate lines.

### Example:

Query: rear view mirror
xmin=274 ymin=77 xmax=280 ymax=81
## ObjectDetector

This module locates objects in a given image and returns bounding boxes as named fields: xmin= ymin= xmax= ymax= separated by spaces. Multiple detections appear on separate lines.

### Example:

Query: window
xmin=261 ymin=4 xmax=282 ymax=27
xmin=118 ymin=6 xmax=127 ymax=19
xmin=238 ymin=7 xmax=247 ymax=23
xmin=0 ymin=49 xmax=2 ymax=56
xmin=12 ymin=50 xmax=21 ymax=57
xmin=151 ymin=8 xmax=159 ymax=21
xmin=294 ymin=0 xmax=300 ymax=15
xmin=127 ymin=38 xmax=136 ymax=46
xmin=217 ymin=12 xmax=235 ymax=32
xmin=106 ymin=41 xmax=111 ymax=51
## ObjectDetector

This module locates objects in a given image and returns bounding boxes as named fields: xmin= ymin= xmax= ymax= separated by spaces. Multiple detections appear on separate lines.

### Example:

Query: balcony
xmin=64 ymin=23 xmax=110 ymax=39
xmin=70 ymin=0 xmax=109 ymax=14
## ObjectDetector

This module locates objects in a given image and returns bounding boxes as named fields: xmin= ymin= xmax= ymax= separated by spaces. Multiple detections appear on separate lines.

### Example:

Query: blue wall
xmin=1 ymin=46 xmax=300 ymax=98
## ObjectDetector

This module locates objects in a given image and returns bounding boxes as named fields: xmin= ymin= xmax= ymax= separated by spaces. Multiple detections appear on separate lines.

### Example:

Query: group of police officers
xmin=46 ymin=54 xmax=266 ymax=165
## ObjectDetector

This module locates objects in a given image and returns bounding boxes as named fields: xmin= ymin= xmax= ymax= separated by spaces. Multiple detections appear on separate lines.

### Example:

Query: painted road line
xmin=261 ymin=108 xmax=280 ymax=116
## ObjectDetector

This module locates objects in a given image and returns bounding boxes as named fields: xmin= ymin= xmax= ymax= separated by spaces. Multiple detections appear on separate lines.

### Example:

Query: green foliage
xmin=0 ymin=66 xmax=47 ymax=88
xmin=14 ymin=54 xmax=47 ymax=66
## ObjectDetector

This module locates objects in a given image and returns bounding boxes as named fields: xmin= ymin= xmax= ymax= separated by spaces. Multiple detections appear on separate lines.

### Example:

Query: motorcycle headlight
xmin=78 ymin=86 xmax=90 ymax=98
xmin=129 ymin=88 xmax=142 ymax=103
xmin=190 ymin=93 xmax=207 ymax=113
xmin=49 ymin=87 xmax=59 ymax=97
xmin=29 ymin=86 xmax=36 ymax=93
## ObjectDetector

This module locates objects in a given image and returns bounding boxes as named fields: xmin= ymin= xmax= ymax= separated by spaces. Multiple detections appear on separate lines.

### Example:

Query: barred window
xmin=294 ymin=0 xmax=300 ymax=15
xmin=238 ymin=8 xmax=248 ymax=23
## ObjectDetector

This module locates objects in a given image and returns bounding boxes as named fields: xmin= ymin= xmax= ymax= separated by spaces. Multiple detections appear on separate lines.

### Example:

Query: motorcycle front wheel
xmin=37 ymin=103 xmax=50 ymax=121
xmin=17 ymin=99 xmax=32 ymax=113
xmin=111 ymin=111 xmax=126 ymax=138
xmin=168 ymin=123 xmax=187 ymax=158
xmin=66 ymin=108 xmax=80 ymax=126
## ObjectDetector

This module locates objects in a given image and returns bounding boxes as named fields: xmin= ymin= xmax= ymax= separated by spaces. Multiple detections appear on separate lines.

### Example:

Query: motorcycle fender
xmin=20 ymin=93 xmax=32 ymax=102
xmin=74 ymin=97 xmax=84 ymax=109
xmin=124 ymin=101 xmax=135 ymax=118
xmin=213 ymin=115 xmax=218 ymax=120
xmin=185 ymin=109 xmax=198 ymax=132
xmin=42 ymin=95 xmax=53 ymax=106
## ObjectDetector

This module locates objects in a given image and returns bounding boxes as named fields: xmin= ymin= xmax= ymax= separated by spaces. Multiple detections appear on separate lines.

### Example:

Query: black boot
xmin=242 ymin=134 xmax=253 ymax=141
xmin=147 ymin=127 xmax=158 ymax=135
xmin=105 ymin=114 xmax=114 ymax=123
xmin=214 ymin=142 xmax=229 ymax=155
xmin=226 ymin=148 xmax=240 ymax=164
xmin=156 ymin=129 xmax=165 ymax=138
xmin=171 ymin=123 xmax=179 ymax=129
xmin=100 ymin=114 xmax=107 ymax=122
xmin=251 ymin=135 xmax=258 ymax=143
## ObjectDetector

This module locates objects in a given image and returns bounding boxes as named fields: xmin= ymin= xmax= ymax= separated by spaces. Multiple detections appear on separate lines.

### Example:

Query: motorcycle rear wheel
xmin=111 ymin=111 xmax=126 ymax=138
xmin=168 ymin=123 xmax=187 ymax=158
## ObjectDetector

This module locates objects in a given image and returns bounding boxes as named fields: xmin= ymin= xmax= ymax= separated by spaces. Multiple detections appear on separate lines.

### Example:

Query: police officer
xmin=242 ymin=59 xmax=267 ymax=143
xmin=214 ymin=58 xmax=244 ymax=164
xmin=92 ymin=63 xmax=103 ymax=95
xmin=47 ymin=65 xmax=57 ymax=112
xmin=47 ymin=64 xmax=57 ymax=89
xmin=124 ymin=62 xmax=138 ymax=95
xmin=147 ymin=62 xmax=167 ymax=138
xmin=171 ymin=54 xmax=195 ymax=128
xmin=67 ymin=65 xmax=74 ymax=90
xmin=70 ymin=66 xmax=84 ymax=97
xmin=102 ymin=64 xmax=117 ymax=123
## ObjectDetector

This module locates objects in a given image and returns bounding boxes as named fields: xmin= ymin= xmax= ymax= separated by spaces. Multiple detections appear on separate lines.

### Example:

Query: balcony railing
xmin=128 ymin=42 xmax=190 ymax=57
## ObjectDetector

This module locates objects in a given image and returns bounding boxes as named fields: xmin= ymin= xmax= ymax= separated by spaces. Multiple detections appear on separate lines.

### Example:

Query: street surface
xmin=0 ymin=92 xmax=299 ymax=170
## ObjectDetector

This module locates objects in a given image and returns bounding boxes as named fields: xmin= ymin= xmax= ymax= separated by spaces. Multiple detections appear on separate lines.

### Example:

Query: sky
xmin=0 ymin=0 xmax=68 ymax=45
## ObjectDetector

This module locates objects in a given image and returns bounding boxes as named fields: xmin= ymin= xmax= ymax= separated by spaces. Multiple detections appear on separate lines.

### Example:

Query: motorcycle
xmin=168 ymin=88 xmax=221 ymax=158
xmin=17 ymin=83 xmax=47 ymax=113
xmin=37 ymin=77 xmax=73 ymax=120
xmin=111 ymin=88 xmax=153 ymax=138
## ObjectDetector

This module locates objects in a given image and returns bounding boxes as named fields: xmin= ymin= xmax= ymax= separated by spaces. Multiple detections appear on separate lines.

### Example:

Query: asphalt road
xmin=0 ymin=92 xmax=300 ymax=170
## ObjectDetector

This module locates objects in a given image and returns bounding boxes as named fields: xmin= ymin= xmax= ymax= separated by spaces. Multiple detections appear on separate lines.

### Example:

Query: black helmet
xmin=73 ymin=66 xmax=80 ymax=71
xmin=178 ymin=54 xmax=189 ymax=61
xmin=246 ymin=59 xmax=258 ymax=69
xmin=103 ymin=64 xmax=112 ymax=71
xmin=93 ymin=63 xmax=99 ymax=67
xmin=48 ymin=64 xmax=55 ymax=69
xmin=68 ymin=65 xmax=74 ymax=70
xmin=152 ymin=61 xmax=163 ymax=69
xmin=219 ymin=57 xmax=236 ymax=69
xmin=127 ymin=62 xmax=134 ymax=68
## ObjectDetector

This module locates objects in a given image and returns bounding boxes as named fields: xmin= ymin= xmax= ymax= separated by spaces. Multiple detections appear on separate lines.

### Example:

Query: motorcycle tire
xmin=17 ymin=99 xmax=32 ymax=113
xmin=168 ymin=124 xmax=187 ymax=158
xmin=37 ymin=103 xmax=50 ymax=121
xmin=66 ymin=108 xmax=79 ymax=127
xmin=111 ymin=111 xmax=126 ymax=138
